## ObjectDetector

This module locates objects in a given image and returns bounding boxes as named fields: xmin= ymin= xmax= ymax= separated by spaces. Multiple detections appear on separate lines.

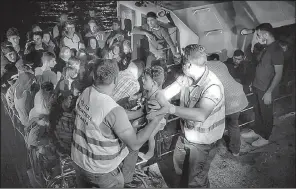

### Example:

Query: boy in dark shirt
xmin=224 ymin=49 xmax=246 ymax=84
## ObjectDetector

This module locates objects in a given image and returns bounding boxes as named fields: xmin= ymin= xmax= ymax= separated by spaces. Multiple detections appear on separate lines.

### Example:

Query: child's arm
xmin=146 ymin=91 xmax=170 ymax=120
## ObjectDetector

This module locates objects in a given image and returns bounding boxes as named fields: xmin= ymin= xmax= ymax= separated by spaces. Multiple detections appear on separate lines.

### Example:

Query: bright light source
xmin=240 ymin=28 xmax=254 ymax=35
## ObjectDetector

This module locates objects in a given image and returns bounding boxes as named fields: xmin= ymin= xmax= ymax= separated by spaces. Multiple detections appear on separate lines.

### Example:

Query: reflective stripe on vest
xmin=71 ymin=87 xmax=128 ymax=174
xmin=180 ymin=70 xmax=225 ymax=144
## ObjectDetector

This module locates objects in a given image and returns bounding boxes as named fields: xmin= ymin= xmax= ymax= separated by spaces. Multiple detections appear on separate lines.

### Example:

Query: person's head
xmin=77 ymin=49 xmax=88 ymax=62
xmin=142 ymin=65 xmax=165 ymax=91
xmin=146 ymin=12 xmax=158 ymax=29
xmin=6 ymin=27 xmax=20 ymax=46
xmin=279 ymin=40 xmax=288 ymax=52
xmin=93 ymin=59 xmax=119 ymax=91
xmin=111 ymin=42 xmax=121 ymax=55
xmin=59 ymin=13 xmax=68 ymax=24
xmin=88 ymin=20 xmax=98 ymax=33
xmin=89 ymin=9 xmax=96 ymax=17
xmin=232 ymin=49 xmax=245 ymax=65
xmin=207 ymin=53 xmax=220 ymax=61
xmin=122 ymin=40 xmax=131 ymax=54
xmin=112 ymin=20 xmax=121 ymax=31
xmin=59 ymin=46 xmax=71 ymax=60
xmin=2 ymin=46 xmax=17 ymax=63
xmin=65 ymin=66 xmax=78 ymax=80
xmin=41 ymin=52 xmax=56 ymax=68
xmin=182 ymin=44 xmax=207 ymax=79
xmin=42 ymin=31 xmax=52 ymax=44
xmin=32 ymin=24 xmax=42 ymax=33
xmin=70 ymin=48 xmax=77 ymax=57
xmin=33 ymin=31 xmax=43 ymax=46
xmin=65 ymin=21 xmax=76 ymax=35
xmin=88 ymin=37 xmax=98 ymax=49
xmin=127 ymin=59 xmax=144 ymax=79
xmin=255 ymin=23 xmax=275 ymax=45
xmin=68 ymin=57 xmax=81 ymax=71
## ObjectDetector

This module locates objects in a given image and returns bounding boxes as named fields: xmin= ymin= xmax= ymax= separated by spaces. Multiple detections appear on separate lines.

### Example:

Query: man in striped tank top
xmin=71 ymin=59 xmax=164 ymax=188
xmin=148 ymin=44 xmax=225 ymax=188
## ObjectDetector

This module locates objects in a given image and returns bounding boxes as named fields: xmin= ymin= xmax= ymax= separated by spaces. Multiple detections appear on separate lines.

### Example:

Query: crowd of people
xmin=1 ymin=8 xmax=289 ymax=188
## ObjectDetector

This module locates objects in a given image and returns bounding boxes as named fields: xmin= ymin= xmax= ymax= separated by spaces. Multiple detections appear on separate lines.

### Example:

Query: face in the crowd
xmin=233 ymin=55 xmax=244 ymax=65
xmin=113 ymin=45 xmax=120 ymax=55
xmin=89 ymin=23 xmax=97 ymax=33
xmin=32 ymin=26 xmax=42 ymax=33
xmin=5 ymin=51 xmax=17 ymax=63
xmin=256 ymin=29 xmax=267 ymax=45
xmin=33 ymin=34 xmax=42 ymax=45
xmin=89 ymin=10 xmax=96 ymax=17
xmin=8 ymin=35 xmax=20 ymax=46
xmin=69 ymin=62 xmax=80 ymax=71
xmin=123 ymin=44 xmax=131 ymax=54
xmin=90 ymin=38 xmax=97 ymax=49
xmin=60 ymin=14 xmax=68 ymax=24
xmin=66 ymin=24 xmax=75 ymax=35
xmin=69 ymin=69 xmax=78 ymax=79
xmin=42 ymin=33 xmax=51 ymax=44
xmin=182 ymin=59 xmax=204 ymax=79
xmin=142 ymin=74 xmax=155 ymax=91
xmin=63 ymin=48 xmax=71 ymax=59
xmin=112 ymin=22 xmax=120 ymax=31
xmin=147 ymin=17 xmax=158 ymax=29
xmin=48 ymin=58 xmax=57 ymax=68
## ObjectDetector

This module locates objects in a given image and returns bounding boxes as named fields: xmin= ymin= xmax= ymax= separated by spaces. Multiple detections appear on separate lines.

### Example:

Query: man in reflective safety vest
xmin=148 ymin=44 xmax=225 ymax=188
xmin=71 ymin=59 xmax=164 ymax=188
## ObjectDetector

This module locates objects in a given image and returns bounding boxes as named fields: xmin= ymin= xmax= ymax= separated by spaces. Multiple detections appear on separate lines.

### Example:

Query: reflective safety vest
xmin=71 ymin=86 xmax=129 ymax=174
xmin=180 ymin=68 xmax=225 ymax=144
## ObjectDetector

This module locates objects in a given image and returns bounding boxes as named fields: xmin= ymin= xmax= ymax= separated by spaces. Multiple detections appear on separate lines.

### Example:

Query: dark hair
xmin=233 ymin=49 xmax=244 ymax=57
xmin=88 ymin=36 xmax=99 ymax=49
xmin=41 ymin=81 xmax=54 ymax=92
xmin=42 ymin=51 xmax=56 ymax=63
xmin=93 ymin=59 xmax=119 ymax=86
xmin=32 ymin=24 xmax=41 ymax=31
xmin=146 ymin=12 xmax=158 ymax=19
xmin=6 ymin=27 xmax=19 ymax=38
xmin=255 ymin=23 xmax=274 ymax=37
xmin=32 ymin=31 xmax=43 ymax=38
xmin=207 ymin=53 xmax=220 ymax=61
xmin=70 ymin=48 xmax=77 ymax=57
xmin=65 ymin=20 xmax=75 ymax=27
xmin=143 ymin=65 xmax=165 ymax=87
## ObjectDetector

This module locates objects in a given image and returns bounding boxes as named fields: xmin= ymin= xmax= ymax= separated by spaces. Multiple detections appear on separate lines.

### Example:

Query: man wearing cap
xmin=148 ymin=44 xmax=225 ymax=187
xmin=132 ymin=11 xmax=180 ymax=68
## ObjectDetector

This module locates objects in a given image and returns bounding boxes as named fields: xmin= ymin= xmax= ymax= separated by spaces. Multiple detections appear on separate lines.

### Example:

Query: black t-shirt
xmin=52 ymin=57 xmax=67 ymax=74
xmin=253 ymin=41 xmax=284 ymax=91
xmin=118 ymin=53 xmax=131 ymax=71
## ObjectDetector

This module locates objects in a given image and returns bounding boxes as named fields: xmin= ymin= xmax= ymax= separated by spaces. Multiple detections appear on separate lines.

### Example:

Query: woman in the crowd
xmin=118 ymin=40 xmax=132 ymax=71
xmin=26 ymin=24 xmax=43 ymax=43
xmin=104 ymin=42 xmax=121 ymax=61
xmin=85 ymin=36 xmax=100 ymax=59
xmin=13 ymin=72 xmax=36 ymax=127
xmin=52 ymin=46 xmax=71 ymax=79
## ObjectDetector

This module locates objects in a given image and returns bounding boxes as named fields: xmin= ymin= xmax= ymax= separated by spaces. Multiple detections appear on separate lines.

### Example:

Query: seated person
xmin=53 ymin=84 xmax=81 ymax=155
xmin=60 ymin=21 xmax=85 ymax=51
xmin=55 ymin=66 xmax=79 ymax=99
xmin=224 ymin=49 xmax=247 ymax=84
xmin=24 ymin=31 xmax=47 ymax=69
xmin=42 ymin=30 xmax=57 ymax=55
xmin=104 ymin=42 xmax=121 ymax=62
xmin=105 ymin=20 xmax=126 ymax=49
xmin=118 ymin=40 xmax=132 ymax=71
xmin=85 ymin=20 xmax=108 ymax=51
xmin=129 ymin=65 xmax=168 ymax=161
xmin=131 ymin=12 xmax=180 ymax=68
xmin=35 ymin=52 xmax=58 ymax=87
xmin=3 ymin=27 xmax=24 ymax=58
xmin=85 ymin=36 xmax=101 ymax=59
xmin=112 ymin=59 xmax=144 ymax=102
xmin=52 ymin=46 xmax=71 ymax=79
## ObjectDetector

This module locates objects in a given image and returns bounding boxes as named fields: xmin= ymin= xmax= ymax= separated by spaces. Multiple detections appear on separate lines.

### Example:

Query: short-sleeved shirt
xmin=140 ymin=24 xmax=173 ymax=58
xmin=112 ymin=70 xmax=140 ymax=102
xmin=253 ymin=41 xmax=284 ymax=91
